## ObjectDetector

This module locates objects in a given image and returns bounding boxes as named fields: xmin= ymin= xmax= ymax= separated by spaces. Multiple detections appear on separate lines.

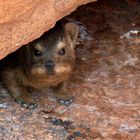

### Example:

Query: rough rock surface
xmin=0 ymin=0 xmax=96 ymax=60
xmin=0 ymin=0 xmax=140 ymax=139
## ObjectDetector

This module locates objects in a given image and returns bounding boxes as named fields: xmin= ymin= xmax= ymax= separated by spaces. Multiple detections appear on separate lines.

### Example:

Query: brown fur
xmin=1 ymin=22 xmax=78 ymax=109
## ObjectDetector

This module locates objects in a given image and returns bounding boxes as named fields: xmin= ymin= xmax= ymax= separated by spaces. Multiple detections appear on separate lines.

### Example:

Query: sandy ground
xmin=0 ymin=0 xmax=140 ymax=139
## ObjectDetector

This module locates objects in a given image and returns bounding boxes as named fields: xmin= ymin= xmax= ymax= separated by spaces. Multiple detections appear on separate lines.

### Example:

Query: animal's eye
xmin=58 ymin=48 xmax=65 ymax=55
xmin=34 ymin=49 xmax=42 ymax=56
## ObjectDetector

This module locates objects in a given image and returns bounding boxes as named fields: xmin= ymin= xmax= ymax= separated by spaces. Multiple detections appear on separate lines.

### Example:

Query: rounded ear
xmin=64 ymin=22 xmax=78 ymax=43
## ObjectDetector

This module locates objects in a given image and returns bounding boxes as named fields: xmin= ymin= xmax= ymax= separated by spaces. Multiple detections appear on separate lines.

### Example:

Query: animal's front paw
xmin=54 ymin=90 xmax=74 ymax=106
xmin=15 ymin=99 xmax=37 ymax=110
xmin=58 ymin=98 xmax=73 ymax=106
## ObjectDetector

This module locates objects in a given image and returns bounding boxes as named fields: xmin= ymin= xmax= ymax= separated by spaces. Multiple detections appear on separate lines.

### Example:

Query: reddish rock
xmin=0 ymin=0 xmax=96 ymax=60
xmin=0 ymin=0 xmax=140 ymax=139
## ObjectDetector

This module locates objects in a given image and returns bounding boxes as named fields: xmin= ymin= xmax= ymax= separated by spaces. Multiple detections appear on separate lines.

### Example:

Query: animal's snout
xmin=45 ymin=60 xmax=55 ymax=72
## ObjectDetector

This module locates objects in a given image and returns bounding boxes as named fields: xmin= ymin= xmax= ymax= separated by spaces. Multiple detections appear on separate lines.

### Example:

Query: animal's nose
xmin=45 ymin=60 xmax=55 ymax=71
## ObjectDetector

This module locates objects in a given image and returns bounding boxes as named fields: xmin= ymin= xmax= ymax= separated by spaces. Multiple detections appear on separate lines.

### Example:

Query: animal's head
xmin=23 ymin=22 xmax=78 ymax=78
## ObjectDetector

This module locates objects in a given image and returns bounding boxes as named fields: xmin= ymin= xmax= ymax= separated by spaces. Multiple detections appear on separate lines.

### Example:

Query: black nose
xmin=45 ymin=60 xmax=55 ymax=71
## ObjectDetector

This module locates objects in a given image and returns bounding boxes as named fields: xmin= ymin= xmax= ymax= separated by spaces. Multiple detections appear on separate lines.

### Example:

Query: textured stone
xmin=0 ymin=0 xmax=96 ymax=60
xmin=0 ymin=0 xmax=140 ymax=139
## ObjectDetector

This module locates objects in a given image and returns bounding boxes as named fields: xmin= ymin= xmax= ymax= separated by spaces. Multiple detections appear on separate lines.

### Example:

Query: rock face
xmin=0 ymin=0 xmax=96 ymax=60
xmin=0 ymin=1 xmax=140 ymax=139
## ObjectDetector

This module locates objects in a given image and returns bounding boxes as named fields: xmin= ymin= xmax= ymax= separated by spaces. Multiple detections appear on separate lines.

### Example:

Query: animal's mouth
xmin=45 ymin=71 xmax=55 ymax=75
xmin=30 ymin=64 xmax=72 ymax=77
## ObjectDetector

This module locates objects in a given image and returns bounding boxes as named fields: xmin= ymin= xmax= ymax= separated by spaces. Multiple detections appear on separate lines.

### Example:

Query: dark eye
xmin=58 ymin=48 xmax=65 ymax=55
xmin=34 ymin=49 xmax=42 ymax=56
